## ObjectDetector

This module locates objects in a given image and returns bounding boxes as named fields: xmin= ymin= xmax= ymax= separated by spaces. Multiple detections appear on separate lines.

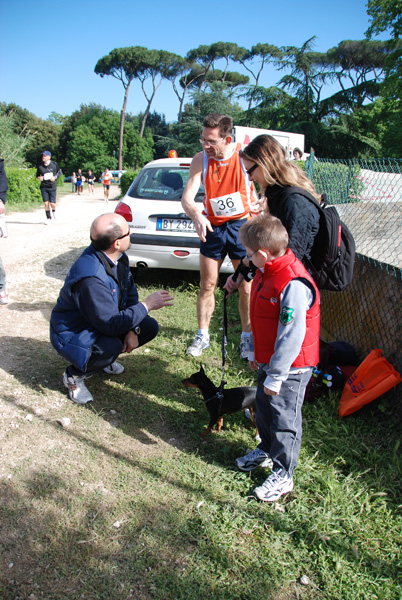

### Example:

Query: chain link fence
xmin=305 ymin=158 xmax=402 ymax=405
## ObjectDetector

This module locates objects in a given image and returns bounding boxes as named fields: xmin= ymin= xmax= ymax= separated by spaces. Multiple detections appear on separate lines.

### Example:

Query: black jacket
xmin=0 ymin=159 xmax=8 ymax=204
xmin=266 ymin=184 xmax=320 ymax=262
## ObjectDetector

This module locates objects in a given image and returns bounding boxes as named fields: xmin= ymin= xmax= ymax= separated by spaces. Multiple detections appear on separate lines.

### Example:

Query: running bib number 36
xmin=209 ymin=191 xmax=244 ymax=217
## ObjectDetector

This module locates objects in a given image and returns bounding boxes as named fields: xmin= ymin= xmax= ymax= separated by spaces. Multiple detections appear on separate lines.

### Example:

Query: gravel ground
xmin=0 ymin=185 xmax=121 ymax=375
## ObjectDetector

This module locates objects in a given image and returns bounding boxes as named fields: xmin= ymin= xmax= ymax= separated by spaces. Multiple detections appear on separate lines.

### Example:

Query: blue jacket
xmin=50 ymin=244 xmax=147 ymax=371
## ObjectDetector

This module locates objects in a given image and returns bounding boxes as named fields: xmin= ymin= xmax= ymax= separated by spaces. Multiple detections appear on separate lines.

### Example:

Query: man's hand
xmin=0 ymin=201 xmax=5 ymax=216
xmin=122 ymin=330 xmax=139 ymax=353
xmin=193 ymin=213 xmax=213 ymax=243
xmin=264 ymin=386 xmax=279 ymax=396
xmin=223 ymin=272 xmax=243 ymax=296
xmin=249 ymin=360 xmax=259 ymax=371
xmin=142 ymin=290 xmax=174 ymax=312
xmin=250 ymin=195 xmax=268 ymax=215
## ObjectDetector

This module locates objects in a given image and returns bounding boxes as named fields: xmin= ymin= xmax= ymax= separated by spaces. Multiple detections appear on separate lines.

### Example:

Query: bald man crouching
xmin=50 ymin=213 xmax=174 ymax=404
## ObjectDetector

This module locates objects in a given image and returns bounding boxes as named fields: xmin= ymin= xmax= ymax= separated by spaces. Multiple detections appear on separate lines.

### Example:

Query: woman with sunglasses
xmin=225 ymin=134 xmax=321 ymax=295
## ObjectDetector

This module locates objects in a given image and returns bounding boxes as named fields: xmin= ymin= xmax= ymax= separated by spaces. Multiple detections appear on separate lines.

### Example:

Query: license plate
xmin=156 ymin=218 xmax=195 ymax=232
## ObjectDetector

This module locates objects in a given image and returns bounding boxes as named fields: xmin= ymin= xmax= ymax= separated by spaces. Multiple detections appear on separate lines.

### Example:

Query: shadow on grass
xmin=44 ymin=247 xmax=88 ymax=281
xmin=0 ymin=462 xmax=296 ymax=600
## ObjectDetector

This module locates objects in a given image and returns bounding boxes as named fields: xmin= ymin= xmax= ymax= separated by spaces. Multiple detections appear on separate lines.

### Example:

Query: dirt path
xmin=0 ymin=185 xmax=121 ymax=375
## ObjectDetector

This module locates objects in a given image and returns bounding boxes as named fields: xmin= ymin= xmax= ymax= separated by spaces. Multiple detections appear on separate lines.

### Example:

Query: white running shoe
xmin=239 ymin=336 xmax=250 ymax=360
xmin=63 ymin=372 xmax=93 ymax=404
xmin=0 ymin=291 xmax=9 ymax=304
xmin=186 ymin=333 xmax=210 ymax=357
xmin=235 ymin=447 xmax=273 ymax=472
xmin=103 ymin=361 xmax=125 ymax=375
xmin=253 ymin=470 xmax=294 ymax=502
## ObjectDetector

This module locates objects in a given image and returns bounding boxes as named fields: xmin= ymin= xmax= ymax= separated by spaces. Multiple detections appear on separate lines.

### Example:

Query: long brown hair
xmin=240 ymin=134 xmax=321 ymax=203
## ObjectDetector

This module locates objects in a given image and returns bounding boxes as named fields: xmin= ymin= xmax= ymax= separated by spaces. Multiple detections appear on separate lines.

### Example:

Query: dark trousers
xmin=256 ymin=366 xmax=312 ymax=477
xmin=67 ymin=315 xmax=159 ymax=377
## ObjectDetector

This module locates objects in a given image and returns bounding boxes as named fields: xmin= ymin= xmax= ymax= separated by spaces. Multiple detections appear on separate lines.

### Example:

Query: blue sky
xmin=2 ymin=0 xmax=380 ymax=124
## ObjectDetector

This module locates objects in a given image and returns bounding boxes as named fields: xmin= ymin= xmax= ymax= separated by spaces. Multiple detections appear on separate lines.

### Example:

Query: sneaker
xmin=103 ymin=361 xmax=125 ymax=375
xmin=0 ymin=291 xmax=9 ymax=304
xmin=235 ymin=448 xmax=273 ymax=472
xmin=253 ymin=470 xmax=294 ymax=502
xmin=63 ymin=372 xmax=93 ymax=404
xmin=239 ymin=337 xmax=250 ymax=360
xmin=52 ymin=212 xmax=57 ymax=220
xmin=186 ymin=333 xmax=210 ymax=357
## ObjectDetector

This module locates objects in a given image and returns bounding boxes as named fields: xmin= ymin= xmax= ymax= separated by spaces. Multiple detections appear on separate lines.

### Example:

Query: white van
xmin=233 ymin=126 xmax=305 ymax=160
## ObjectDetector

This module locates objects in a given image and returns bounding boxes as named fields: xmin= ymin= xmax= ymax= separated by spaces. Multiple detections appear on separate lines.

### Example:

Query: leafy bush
xmin=5 ymin=167 xmax=42 ymax=207
xmin=119 ymin=170 xmax=139 ymax=196
xmin=309 ymin=160 xmax=362 ymax=204
xmin=57 ymin=173 xmax=65 ymax=187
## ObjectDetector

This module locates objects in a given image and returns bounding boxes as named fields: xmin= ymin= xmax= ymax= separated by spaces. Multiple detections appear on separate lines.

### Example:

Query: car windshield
xmin=127 ymin=166 xmax=204 ymax=202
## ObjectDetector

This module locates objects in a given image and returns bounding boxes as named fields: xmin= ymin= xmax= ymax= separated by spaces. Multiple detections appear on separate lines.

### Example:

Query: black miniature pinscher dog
xmin=182 ymin=365 xmax=258 ymax=437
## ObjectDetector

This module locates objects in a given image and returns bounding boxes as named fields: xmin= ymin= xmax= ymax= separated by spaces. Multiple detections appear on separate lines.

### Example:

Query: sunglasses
xmin=114 ymin=230 xmax=130 ymax=242
xmin=246 ymin=163 xmax=258 ymax=177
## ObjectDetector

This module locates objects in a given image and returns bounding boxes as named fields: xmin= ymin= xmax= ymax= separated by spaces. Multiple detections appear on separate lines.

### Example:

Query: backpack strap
xmin=274 ymin=186 xmax=324 ymax=212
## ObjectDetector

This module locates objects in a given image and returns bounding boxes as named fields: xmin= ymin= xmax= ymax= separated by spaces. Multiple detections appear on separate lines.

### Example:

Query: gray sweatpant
xmin=256 ymin=366 xmax=312 ymax=477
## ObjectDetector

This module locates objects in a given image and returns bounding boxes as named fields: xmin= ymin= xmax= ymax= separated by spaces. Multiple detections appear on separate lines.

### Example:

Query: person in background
xmin=102 ymin=167 xmax=112 ymax=201
xmin=50 ymin=213 xmax=174 ymax=404
xmin=234 ymin=214 xmax=320 ymax=502
xmin=87 ymin=170 xmax=95 ymax=194
xmin=71 ymin=172 xmax=77 ymax=193
xmin=36 ymin=151 xmax=61 ymax=224
xmin=0 ymin=153 xmax=9 ymax=304
xmin=181 ymin=113 xmax=263 ymax=360
xmin=293 ymin=148 xmax=302 ymax=160
xmin=76 ymin=169 xmax=83 ymax=195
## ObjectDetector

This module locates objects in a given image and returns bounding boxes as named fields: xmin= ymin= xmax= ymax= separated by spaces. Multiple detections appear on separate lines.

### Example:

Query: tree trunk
xmin=119 ymin=80 xmax=131 ymax=170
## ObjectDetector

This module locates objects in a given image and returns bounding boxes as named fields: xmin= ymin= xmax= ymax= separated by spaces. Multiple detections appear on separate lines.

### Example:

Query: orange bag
xmin=339 ymin=349 xmax=402 ymax=417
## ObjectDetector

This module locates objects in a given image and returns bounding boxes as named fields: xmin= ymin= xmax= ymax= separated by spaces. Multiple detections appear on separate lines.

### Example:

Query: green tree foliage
xmin=234 ymin=43 xmax=283 ymax=109
xmin=136 ymin=49 xmax=183 ymax=137
xmin=0 ymin=109 xmax=35 ymax=168
xmin=95 ymin=46 xmax=150 ymax=169
xmin=0 ymin=103 xmax=61 ymax=167
xmin=119 ymin=170 xmax=139 ymax=196
xmin=5 ymin=167 xmax=41 ymax=206
xmin=95 ymin=46 xmax=183 ymax=168
xmin=365 ymin=0 xmax=402 ymax=155
xmin=278 ymin=37 xmax=334 ymax=123
xmin=324 ymin=39 xmax=389 ymax=108
xmin=59 ymin=104 xmax=153 ymax=175
xmin=158 ymin=82 xmax=243 ymax=158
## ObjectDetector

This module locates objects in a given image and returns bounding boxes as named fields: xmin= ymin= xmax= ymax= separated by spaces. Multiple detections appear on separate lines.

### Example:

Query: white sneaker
xmin=63 ymin=372 xmax=93 ymax=404
xmin=103 ymin=361 xmax=125 ymax=375
xmin=253 ymin=470 xmax=294 ymax=502
xmin=235 ymin=447 xmax=273 ymax=472
xmin=239 ymin=336 xmax=250 ymax=360
xmin=0 ymin=291 xmax=9 ymax=304
xmin=187 ymin=333 xmax=210 ymax=357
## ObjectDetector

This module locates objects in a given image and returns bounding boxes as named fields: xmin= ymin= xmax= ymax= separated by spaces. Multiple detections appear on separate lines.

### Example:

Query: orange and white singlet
xmin=202 ymin=143 xmax=256 ymax=226
xmin=103 ymin=171 xmax=111 ymax=185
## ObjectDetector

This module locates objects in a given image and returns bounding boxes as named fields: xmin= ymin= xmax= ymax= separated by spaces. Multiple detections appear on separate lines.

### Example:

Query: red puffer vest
xmin=250 ymin=249 xmax=320 ymax=366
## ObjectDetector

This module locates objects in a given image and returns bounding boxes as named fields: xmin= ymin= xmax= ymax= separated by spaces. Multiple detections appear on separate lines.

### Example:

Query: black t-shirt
xmin=37 ymin=160 xmax=60 ymax=189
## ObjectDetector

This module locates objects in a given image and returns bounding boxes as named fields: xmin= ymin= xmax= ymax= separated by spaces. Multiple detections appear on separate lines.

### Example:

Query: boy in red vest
xmin=234 ymin=214 xmax=320 ymax=502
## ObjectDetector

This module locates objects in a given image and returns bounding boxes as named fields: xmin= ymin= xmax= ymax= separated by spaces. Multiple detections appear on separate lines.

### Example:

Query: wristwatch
xmin=134 ymin=326 xmax=141 ymax=335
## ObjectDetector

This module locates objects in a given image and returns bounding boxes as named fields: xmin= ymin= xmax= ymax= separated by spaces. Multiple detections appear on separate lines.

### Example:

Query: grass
xmin=6 ymin=182 xmax=108 ymax=212
xmin=1 ymin=268 xmax=402 ymax=599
